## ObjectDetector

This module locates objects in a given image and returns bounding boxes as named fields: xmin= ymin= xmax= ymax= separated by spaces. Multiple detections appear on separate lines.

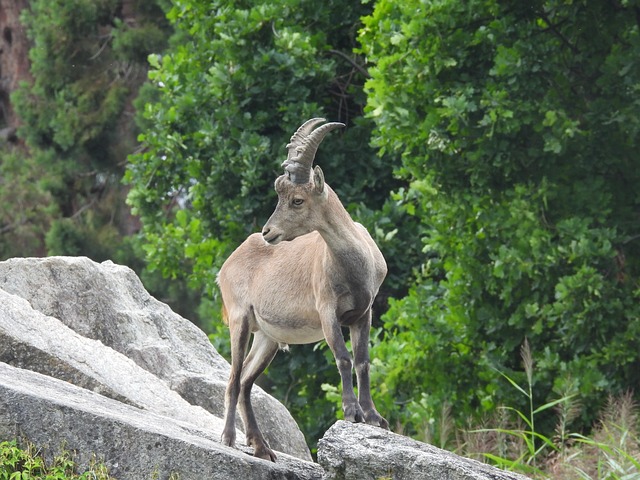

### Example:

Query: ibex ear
xmin=313 ymin=165 xmax=325 ymax=193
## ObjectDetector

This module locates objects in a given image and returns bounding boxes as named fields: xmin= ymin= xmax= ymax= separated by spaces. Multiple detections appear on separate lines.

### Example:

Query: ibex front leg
xmin=321 ymin=310 xmax=365 ymax=423
xmin=221 ymin=311 xmax=251 ymax=449
xmin=350 ymin=310 xmax=389 ymax=429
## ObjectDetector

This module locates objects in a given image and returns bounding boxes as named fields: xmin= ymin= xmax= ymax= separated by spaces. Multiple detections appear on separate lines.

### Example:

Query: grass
xmin=0 ymin=440 xmax=114 ymax=480
xmin=460 ymin=339 xmax=640 ymax=479
xmin=0 ymin=441 xmax=184 ymax=480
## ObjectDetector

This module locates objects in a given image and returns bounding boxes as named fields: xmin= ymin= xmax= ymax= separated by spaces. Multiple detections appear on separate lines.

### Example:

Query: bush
xmin=361 ymin=0 xmax=640 ymax=439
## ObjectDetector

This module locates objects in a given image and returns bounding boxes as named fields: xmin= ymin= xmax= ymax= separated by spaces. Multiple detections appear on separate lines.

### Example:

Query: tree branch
xmin=328 ymin=49 xmax=370 ymax=79
xmin=538 ymin=12 xmax=580 ymax=56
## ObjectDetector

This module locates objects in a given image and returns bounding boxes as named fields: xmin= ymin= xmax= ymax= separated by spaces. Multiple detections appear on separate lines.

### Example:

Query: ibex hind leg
xmin=221 ymin=310 xmax=252 ymax=448
xmin=238 ymin=330 xmax=279 ymax=462
xmin=350 ymin=311 xmax=389 ymax=429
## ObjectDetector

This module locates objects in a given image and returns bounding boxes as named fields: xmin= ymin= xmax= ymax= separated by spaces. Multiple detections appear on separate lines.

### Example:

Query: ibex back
xmin=218 ymin=118 xmax=388 ymax=462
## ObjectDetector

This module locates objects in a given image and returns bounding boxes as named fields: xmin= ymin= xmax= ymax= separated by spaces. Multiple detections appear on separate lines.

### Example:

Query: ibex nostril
xmin=262 ymin=227 xmax=270 ymax=237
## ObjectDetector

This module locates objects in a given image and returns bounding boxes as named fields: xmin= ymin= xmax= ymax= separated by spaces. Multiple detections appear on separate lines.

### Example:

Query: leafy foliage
xmin=0 ymin=440 xmax=113 ymax=480
xmin=1 ymin=0 xmax=169 ymax=262
xmin=0 ymin=151 xmax=58 ymax=257
xmin=360 ymin=0 xmax=640 ymax=440
xmin=462 ymin=347 xmax=640 ymax=479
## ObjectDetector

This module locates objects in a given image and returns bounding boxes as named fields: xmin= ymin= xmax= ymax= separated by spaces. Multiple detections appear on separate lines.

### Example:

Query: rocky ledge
xmin=0 ymin=256 xmax=529 ymax=480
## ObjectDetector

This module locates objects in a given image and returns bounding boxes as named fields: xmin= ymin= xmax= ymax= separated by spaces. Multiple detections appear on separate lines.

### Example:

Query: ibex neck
xmin=317 ymin=187 xmax=369 ymax=259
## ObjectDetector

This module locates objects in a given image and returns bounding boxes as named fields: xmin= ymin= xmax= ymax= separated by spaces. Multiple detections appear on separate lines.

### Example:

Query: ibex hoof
xmin=343 ymin=403 xmax=366 ymax=423
xmin=247 ymin=434 xmax=278 ymax=462
xmin=253 ymin=444 xmax=277 ymax=462
xmin=364 ymin=409 xmax=389 ymax=429
xmin=221 ymin=430 xmax=236 ymax=448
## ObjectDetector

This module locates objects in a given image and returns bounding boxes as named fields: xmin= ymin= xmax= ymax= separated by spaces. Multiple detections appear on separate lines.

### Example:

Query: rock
xmin=0 ymin=362 xmax=323 ymax=480
xmin=0 ymin=256 xmax=311 ymax=461
xmin=0 ymin=287 xmax=237 ymax=443
xmin=0 ymin=256 xmax=533 ymax=480
xmin=318 ymin=421 xmax=531 ymax=480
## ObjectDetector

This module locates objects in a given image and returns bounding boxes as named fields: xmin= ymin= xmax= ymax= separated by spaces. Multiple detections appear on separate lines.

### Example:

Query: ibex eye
xmin=292 ymin=198 xmax=304 ymax=206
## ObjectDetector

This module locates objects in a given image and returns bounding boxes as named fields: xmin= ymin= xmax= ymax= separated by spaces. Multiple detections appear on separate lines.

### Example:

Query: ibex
xmin=218 ymin=118 xmax=388 ymax=462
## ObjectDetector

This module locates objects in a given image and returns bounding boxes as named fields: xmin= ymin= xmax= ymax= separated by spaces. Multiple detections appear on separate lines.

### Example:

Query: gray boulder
xmin=0 ymin=287 xmax=235 ymax=442
xmin=0 ymin=256 xmax=310 ymax=461
xmin=318 ymin=421 xmax=531 ymax=480
xmin=0 ymin=362 xmax=323 ymax=480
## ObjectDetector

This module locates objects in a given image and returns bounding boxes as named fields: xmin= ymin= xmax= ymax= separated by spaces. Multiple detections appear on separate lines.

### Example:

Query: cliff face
xmin=0 ymin=0 xmax=30 ymax=139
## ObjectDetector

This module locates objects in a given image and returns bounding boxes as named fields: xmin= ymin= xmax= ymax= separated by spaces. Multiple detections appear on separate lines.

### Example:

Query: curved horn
xmin=282 ymin=119 xmax=345 ymax=184
xmin=287 ymin=118 xmax=327 ymax=154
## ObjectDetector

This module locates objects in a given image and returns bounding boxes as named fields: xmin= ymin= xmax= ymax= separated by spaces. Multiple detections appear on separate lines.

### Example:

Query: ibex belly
xmin=253 ymin=310 xmax=325 ymax=345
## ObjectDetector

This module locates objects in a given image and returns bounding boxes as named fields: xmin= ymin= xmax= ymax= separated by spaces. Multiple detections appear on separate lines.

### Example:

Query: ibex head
xmin=262 ymin=118 xmax=344 ymax=245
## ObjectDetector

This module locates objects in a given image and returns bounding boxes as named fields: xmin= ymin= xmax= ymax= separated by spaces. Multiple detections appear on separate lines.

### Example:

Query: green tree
xmin=2 ymin=0 xmax=169 ymax=263
xmin=360 ymin=0 xmax=640 ymax=441
xmin=0 ymin=151 xmax=58 ymax=257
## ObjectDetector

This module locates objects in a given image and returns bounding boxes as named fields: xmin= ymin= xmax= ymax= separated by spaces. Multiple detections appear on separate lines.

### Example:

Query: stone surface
xmin=0 ymin=362 xmax=323 ymax=480
xmin=0 ymin=287 xmax=236 ymax=442
xmin=0 ymin=256 xmax=311 ymax=461
xmin=0 ymin=256 xmax=533 ymax=480
xmin=318 ymin=421 xmax=531 ymax=480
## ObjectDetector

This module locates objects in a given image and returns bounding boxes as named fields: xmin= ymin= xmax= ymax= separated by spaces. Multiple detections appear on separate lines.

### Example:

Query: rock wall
xmin=0 ymin=256 xmax=530 ymax=480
